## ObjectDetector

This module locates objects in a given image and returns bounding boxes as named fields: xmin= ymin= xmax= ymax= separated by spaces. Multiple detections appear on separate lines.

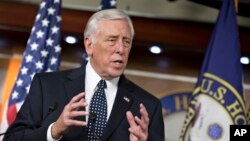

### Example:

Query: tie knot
xmin=97 ymin=80 xmax=106 ymax=89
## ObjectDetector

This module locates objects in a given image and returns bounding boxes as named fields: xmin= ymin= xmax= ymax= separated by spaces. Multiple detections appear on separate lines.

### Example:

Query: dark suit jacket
xmin=3 ymin=65 xmax=164 ymax=141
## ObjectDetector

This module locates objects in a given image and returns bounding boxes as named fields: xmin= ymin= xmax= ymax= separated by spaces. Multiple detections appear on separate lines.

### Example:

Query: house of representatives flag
xmin=179 ymin=0 xmax=247 ymax=141
xmin=0 ymin=0 xmax=62 ymax=134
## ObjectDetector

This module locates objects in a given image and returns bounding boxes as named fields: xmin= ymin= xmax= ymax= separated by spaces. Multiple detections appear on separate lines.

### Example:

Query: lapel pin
xmin=123 ymin=97 xmax=130 ymax=103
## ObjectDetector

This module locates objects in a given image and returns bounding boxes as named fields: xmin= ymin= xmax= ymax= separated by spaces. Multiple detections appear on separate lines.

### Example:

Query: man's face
xmin=85 ymin=19 xmax=132 ymax=79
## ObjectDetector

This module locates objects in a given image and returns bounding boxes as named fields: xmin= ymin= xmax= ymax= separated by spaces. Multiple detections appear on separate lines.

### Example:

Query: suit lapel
xmin=65 ymin=65 xmax=86 ymax=100
xmin=101 ymin=76 xmax=135 ymax=141
xmin=64 ymin=65 xmax=87 ymax=140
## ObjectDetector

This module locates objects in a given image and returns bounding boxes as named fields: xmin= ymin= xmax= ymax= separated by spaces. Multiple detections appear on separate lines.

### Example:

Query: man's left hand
xmin=126 ymin=103 xmax=149 ymax=141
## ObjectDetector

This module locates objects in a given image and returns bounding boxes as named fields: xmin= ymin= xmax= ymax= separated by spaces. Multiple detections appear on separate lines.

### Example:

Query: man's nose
xmin=115 ymin=40 xmax=125 ymax=54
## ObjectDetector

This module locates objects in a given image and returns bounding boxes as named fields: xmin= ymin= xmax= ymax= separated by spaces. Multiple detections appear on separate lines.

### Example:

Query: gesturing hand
xmin=51 ymin=92 xmax=89 ymax=139
xmin=126 ymin=104 xmax=149 ymax=141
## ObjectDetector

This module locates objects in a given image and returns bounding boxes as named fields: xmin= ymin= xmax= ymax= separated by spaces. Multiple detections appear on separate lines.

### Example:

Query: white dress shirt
xmin=47 ymin=62 xmax=119 ymax=141
xmin=85 ymin=62 xmax=119 ymax=123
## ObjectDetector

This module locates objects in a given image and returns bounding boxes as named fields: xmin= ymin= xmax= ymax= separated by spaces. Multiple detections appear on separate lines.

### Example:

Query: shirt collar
xmin=86 ymin=62 xmax=120 ymax=91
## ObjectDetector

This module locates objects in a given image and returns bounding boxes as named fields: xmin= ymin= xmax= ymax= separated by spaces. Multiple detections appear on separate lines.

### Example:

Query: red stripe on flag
xmin=7 ymin=105 xmax=17 ymax=125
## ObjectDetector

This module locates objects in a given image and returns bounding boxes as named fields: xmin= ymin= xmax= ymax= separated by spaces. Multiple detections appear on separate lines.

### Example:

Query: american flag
xmin=4 ymin=0 xmax=62 ymax=129
xmin=98 ymin=0 xmax=117 ymax=10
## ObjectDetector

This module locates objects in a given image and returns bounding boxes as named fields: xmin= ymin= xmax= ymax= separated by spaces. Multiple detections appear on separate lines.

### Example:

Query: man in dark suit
xmin=3 ymin=9 xmax=164 ymax=141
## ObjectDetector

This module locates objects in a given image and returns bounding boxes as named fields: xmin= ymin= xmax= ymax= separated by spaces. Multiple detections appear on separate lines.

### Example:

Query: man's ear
xmin=84 ymin=37 xmax=93 ymax=56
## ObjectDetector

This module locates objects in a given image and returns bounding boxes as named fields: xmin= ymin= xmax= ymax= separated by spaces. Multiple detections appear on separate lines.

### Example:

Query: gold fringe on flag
xmin=234 ymin=0 xmax=238 ymax=13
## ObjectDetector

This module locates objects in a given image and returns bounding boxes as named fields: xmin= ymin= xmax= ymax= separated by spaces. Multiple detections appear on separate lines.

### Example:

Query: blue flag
xmin=98 ymin=0 xmax=117 ymax=10
xmin=6 ymin=0 xmax=62 ymax=126
xmin=179 ymin=0 xmax=247 ymax=140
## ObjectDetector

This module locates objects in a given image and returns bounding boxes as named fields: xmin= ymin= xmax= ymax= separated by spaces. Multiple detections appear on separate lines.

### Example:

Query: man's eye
xmin=107 ymin=39 xmax=116 ymax=46
xmin=108 ymin=39 xmax=115 ymax=42
xmin=123 ymin=40 xmax=131 ymax=47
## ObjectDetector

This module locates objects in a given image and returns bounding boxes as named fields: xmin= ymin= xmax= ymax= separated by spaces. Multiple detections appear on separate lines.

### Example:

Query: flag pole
xmin=0 ymin=54 xmax=21 ymax=132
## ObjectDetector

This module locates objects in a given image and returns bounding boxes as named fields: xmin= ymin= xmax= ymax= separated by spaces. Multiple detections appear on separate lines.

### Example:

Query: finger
xmin=68 ymin=93 xmax=86 ymax=111
xmin=70 ymin=99 xmax=87 ymax=110
xmin=134 ymin=116 xmax=142 ymax=125
xmin=69 ymin=110 xmax=89 ymax=119
xmin=134 ymin=104 xmax=149 ymax=135
xmin=126 ymin=111 xmax=137 ymax=128
xmin=140 ymin=104 xmax=149 ymax=124
xmin=133 ymin=116 xmax=148 ymax=141
xmin=66 ymin=119 xmax=87 ymax=126
xmin=128 ymin=128 xmax=140 ymax=140
xmin=69 ymin=92 xmax=85 ymax=104
xmin=134 ymin=115 xmax=148 ymax=132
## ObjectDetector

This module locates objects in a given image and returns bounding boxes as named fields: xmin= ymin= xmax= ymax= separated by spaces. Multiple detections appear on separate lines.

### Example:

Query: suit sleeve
xmin=3 ymin=75 xmax=49 ymax=141
xmin=148 ymin=101 xmax=165 ymax=141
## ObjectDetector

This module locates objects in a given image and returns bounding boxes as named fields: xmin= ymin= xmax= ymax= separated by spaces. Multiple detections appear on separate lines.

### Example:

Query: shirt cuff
xmin=47 ymin=122 xmax=62 ymax=141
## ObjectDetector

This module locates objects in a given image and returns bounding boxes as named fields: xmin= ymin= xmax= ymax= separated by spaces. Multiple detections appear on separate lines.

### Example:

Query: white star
xmin=31 ymin=42 xmax=39 ymax=51
xmin=36 ymin=30 xmax=44 ymax=38
xmin=50 ymin=57 xmax=57 ymax=65
xmin=110 ymin=0 xmax=117 ymax=6
xmin=42 ymin=18 xmax=50 ymax=27
xmin=21 ymin=67 xmax=28 ymax=75
xmin=30 ymin=73 xmax=36 ymax=80
xmin=46 ymin=38 xmax=54 ymax=46
xmin=41 ymin=50 xmax=49 ymax=57
xmin=54 ymin=0 xmax=60 ymax=3
xmin=27 ymin=39 xmax=31 ymax=44
xmin=16 ymin=79 xmax=23 ymax=87
xmin=46 ymin=68 xmax=53 ymax=72
xmin=12 ymin=91 xmax=19 ymax=100
xmin=51 ymin=26 xmax=59 ymax=34
xmin=35 ymin=14 xmax=41 ymax=21
xmin=40 ymin=2 xmax=46 ymax=9
xmin=56 ymin=16 xmax=61 ymax=22
xmin=26 ymin=85 xmax=31 ymax=94
xmin=54 ymin=44 xmax=61 ymax=52
xmin=25 ymin=54 xmax=33 ymax=63
xmin=36 ymin=61 xmax=44 ymax=69
xmin=31 ymin=26 xmax=36 ymax=33
xmin=47 ymin=7 xmax=55 ymax=15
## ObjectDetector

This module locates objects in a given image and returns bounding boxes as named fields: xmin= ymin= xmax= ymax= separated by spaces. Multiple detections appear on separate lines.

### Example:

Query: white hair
xmin=84 ymin=9 xmax=134 ymax=43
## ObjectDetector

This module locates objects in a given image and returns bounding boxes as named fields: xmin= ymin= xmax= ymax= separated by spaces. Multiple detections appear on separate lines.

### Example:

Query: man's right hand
xmin=51 ymin=92 xmax=88 ymax=139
